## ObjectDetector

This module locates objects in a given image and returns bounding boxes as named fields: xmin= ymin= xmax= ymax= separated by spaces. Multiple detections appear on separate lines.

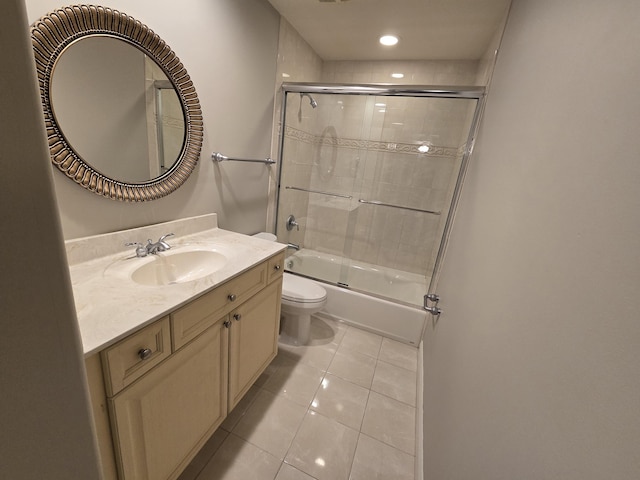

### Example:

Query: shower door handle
xmin=425 ymin=294 xmax=440 ymax=303
xmin=424 ymin=294 xmax=442 ymax=316
xmin=425 ymin=306 xmax=442 ymax=316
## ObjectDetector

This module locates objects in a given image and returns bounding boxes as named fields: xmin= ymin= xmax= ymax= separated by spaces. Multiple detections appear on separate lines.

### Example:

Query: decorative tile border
xmin=284 ymin=126 xmax=316 ymax=144
xmin=284 ymin=126 xmax=464 ymax=158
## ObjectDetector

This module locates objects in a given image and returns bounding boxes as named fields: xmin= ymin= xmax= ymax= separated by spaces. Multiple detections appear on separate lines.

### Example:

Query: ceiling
xmin=266 ymin=0 xmax=511 ymax=61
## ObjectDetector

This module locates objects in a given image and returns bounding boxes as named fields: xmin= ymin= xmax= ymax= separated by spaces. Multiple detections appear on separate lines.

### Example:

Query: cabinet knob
xmin=223 ymin=320 xmax=231 ymax=328
xmin=233 ymin=313 xmax=242 ymax=321
xmin=227 ymin=293 xmax=237 ymax=302
xmin=138 ymin=348 xmax=153 ymax=360
xmin=274 ymin=264 xmax=281 ymax=271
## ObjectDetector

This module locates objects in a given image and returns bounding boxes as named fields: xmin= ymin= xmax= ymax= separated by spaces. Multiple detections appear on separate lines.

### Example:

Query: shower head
xmin=300 ymin=92 xmax=318 ymax=108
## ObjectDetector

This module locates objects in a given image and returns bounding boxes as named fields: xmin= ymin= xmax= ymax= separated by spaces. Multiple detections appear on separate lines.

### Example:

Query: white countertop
xmin=66 ymin=215 xmax=285 ymax=357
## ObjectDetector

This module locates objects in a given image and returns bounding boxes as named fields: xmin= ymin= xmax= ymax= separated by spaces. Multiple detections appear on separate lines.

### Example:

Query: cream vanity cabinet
xmin=86 ymin=252 xmax=284 ymax=480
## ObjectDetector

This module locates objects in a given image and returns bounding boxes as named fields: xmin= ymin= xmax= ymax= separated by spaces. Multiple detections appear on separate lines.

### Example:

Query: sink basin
xmin=130 ymin=249 xmax=227 ymax=286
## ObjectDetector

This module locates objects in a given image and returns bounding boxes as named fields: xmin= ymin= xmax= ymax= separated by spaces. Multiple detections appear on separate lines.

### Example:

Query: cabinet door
xmin=228 ymin=279 xmax=282 ymax=409
xmin=109 ymin=322 xmax=228 ymax=480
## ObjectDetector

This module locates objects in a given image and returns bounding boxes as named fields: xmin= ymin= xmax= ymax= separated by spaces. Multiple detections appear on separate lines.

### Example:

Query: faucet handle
xmin=125 ymin=242 xmax=148 ymax=257
xmin=286 ymin=215 xmax=299 ymax=231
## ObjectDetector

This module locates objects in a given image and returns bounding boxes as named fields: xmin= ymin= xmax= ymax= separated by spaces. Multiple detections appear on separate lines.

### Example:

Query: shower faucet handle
xmin=286 ymin=214 xmax=299 ymax=231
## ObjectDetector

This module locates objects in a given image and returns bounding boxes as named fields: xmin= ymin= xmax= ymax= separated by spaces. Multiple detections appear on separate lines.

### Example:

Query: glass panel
xmin=351 ymin=95 xmax=478 ymax=306
xmin=277 ymin=91 xmax=364 ymax=285
xmin=276 ymin=88 xmax=479 ymax=308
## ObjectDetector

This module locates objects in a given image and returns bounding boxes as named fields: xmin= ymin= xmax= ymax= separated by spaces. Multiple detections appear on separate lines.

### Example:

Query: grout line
xmin=371 ymin=358 xmax=419 ymax=408
xmin=376 ymin=357 xmax=418 ymax=374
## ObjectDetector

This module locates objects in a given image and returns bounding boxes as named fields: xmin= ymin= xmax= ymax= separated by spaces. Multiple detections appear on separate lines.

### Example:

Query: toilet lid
xmin=253 ymin=232 xmax=277 ymax=241
xmin=282 ymin=274 xmax=327 ymax=303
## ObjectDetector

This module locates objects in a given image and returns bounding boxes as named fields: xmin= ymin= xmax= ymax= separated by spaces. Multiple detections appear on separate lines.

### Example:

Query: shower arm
xmin=300 ymin=92 xmax=318 ymax=108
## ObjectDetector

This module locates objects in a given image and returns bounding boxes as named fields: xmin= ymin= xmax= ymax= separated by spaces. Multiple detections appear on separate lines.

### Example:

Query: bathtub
xmin=285 ymin=249 xmax=427 ymax=346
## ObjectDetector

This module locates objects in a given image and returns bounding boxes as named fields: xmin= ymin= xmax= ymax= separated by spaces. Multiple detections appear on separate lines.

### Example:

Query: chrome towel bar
xmin=212 ymin=152 xmax=275 ymax=165
xmin=358 ymin=199 xmax=441 ymax=215
xmin=285 ymin=186 xmax=352 ymax=199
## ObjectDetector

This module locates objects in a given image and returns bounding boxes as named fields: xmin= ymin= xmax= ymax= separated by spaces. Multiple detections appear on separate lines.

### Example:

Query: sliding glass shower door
xmin=275 ymin=84 xmax=484 ymax=308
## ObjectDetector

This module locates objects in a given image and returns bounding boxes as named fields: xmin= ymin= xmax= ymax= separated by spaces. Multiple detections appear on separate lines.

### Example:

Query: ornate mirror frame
xmin=31 ymin=5 xmax=203 ymax=201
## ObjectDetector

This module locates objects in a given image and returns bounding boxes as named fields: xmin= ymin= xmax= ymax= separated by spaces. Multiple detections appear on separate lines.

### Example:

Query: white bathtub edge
xmin=316 ymin=281 xmax=426 ymax=346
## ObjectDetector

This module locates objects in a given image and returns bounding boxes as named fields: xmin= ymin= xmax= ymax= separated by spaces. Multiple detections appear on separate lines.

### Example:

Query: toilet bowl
xmin=280 ymin=273 xmax=327 ymax=345
xmin=252 ymin=232 xmax=327 ymax=345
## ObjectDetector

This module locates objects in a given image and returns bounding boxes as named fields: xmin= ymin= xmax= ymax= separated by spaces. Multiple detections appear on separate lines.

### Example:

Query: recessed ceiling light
xmin=391 ymin=73 xmax=404 ymax=79
xmin=379 ymin=35 xmax=398 ymax=46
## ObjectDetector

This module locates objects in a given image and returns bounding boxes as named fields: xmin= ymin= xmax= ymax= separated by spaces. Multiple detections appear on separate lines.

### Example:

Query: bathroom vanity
xmin=68 ymin=215 xmax=285 ymax=480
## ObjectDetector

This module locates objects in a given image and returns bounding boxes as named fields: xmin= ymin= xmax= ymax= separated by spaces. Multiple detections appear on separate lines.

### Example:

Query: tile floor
xmin=178 ymin=316 xmax=418 ymax=480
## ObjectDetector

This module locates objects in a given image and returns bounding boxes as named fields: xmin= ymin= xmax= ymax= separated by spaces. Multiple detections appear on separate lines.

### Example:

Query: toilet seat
xmin=282 ymin=274 xmax=327 ymax=304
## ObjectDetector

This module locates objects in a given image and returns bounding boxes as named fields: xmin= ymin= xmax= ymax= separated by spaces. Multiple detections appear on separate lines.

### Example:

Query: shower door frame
xmin=274 ymin=82 xmax=486 ymax=302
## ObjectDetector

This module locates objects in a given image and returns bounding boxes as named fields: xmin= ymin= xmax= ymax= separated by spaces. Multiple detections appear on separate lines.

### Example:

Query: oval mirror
xmin=31 ymin=5 xmax=203 ymax=201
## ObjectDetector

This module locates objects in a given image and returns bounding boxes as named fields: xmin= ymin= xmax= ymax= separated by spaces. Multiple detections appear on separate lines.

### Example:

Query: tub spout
xmin=287 ymin=243 xmax=300 ymax=250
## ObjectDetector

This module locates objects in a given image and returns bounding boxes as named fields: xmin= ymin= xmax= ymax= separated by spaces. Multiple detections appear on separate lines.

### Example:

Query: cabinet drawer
xmin=267 ymin=251 xmax=285 ymax=284
xmin=171 ymin=261 xmax=268 ymax=350
xmin=101 ymin=317 xmax=171 ymax=397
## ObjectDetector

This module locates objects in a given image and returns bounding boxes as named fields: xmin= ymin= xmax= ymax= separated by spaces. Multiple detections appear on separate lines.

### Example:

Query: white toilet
xmin=280 ymin=273 xmax=327 ymax=345
xmin=253 ymin=233 xmax=327 ymax=345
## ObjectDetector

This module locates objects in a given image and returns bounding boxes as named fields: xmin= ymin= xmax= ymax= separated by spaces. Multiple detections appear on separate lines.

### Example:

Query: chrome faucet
xmin=287 ymin=243 xmax=300 ymax=250
xmin=127 ymin=233 xmax=174 ymax=257
xmin=146 ymin=233 xmax=174 ymax=254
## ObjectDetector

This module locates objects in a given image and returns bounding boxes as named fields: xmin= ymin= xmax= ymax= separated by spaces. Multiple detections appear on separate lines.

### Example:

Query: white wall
xmin=26 ymin=0 xmax=280 ymax=239
xmin=422 ymin=0 xmax=640 ymax=478
xmin=0 ymin=1 xmax=101 ymax=478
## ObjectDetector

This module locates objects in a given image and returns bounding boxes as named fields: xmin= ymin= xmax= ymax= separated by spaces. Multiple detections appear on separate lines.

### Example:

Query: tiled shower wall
xmin=272 ymin=23 xmax=484 ymax=278
xmin=282 ymin=91 xmax=476 ymax=276
xmin=322 ymin=59 xmax=479 ymax=86
xmin=269 ymin=19 xmax=322 ymax=243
